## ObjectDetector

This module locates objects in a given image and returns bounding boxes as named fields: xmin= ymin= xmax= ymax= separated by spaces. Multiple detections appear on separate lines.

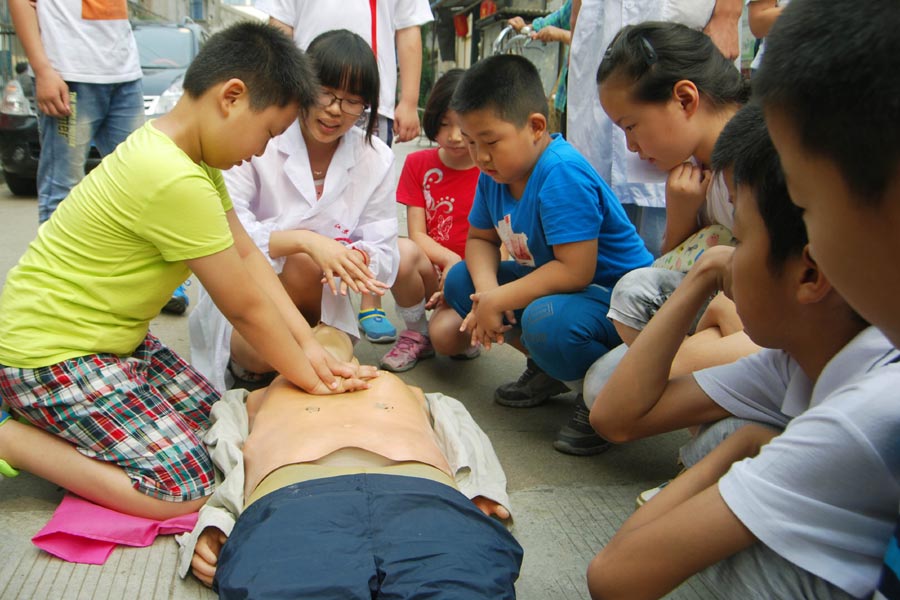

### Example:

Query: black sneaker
xmin=494 ymin=358 xmax=569 ymax=408
xmin=553 ymin=396 xmax=613 ymax=456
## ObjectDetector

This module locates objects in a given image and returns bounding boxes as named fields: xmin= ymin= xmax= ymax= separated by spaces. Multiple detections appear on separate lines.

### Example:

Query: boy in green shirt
xmin=0 ymin=22 xmax=376 ymax=519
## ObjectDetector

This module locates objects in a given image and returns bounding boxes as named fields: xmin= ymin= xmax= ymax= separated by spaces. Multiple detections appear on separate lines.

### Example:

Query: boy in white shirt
xmin=750 ymin=0 xmax=900 ymax=596
xmin=587 ymin=102 xmax=900 ymax=599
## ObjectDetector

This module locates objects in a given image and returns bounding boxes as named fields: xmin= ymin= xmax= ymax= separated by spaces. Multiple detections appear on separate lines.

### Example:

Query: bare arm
xmin=590 ymin=247 xmax=735 ymax=442
xmin=189 ymin=210 xmax=371 ymax=394
xmin=465 ymin=225 xmax=504 ymax=292
xmin=269 ymin=229 xmax=383 ymax=297
xmin=406 ymin=206 xmax=462 ymax=273
xmin=476 ymin=238 xmax=596 ymax=312
xmin=394 ymin=25 xmax=422 ymax=143
xmin=748 ymin=0 xmax=783 ymax=39
xmin=532 ymin=26 xmax=572 ymax=45
xmin=8 ymin=0 xmax=70 ymax=116
xmin=703 ymin=0 xmax=743 ymax=60
xmin=587 ymin=424 xmax=777 ymax=600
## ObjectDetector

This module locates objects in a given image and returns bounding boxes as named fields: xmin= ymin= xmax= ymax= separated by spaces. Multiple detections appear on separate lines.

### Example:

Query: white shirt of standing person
xmin=254 ymin=0 xmax=432 ymax=122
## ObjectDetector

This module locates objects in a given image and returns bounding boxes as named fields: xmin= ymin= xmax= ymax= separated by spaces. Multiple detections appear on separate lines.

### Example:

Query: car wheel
xmin=3 ymin=171 xmax=37 ymax=197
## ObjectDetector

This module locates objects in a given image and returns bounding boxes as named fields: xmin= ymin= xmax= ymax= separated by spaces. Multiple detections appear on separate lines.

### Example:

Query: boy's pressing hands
xmin=190 ymin=211 xmax=375 ymax=394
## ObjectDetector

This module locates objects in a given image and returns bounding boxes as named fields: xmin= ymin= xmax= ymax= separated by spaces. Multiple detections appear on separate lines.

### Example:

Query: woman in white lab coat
xmin=189 ymin=29 xmax=399 ymax=392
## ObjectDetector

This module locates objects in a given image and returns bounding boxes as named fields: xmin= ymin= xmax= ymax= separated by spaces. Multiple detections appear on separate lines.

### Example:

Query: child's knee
xmin=441 ymin=261 xmax=474 ymax=316
xmin=428 ymin=307 xmax=468 ymax=355
xmin=282 ymin=252 xmax=320 ymax=278
xmin=520 ymin=301 xmax=577 ymax=379
xmin=396 ymin=238 xmax=423 ymax=278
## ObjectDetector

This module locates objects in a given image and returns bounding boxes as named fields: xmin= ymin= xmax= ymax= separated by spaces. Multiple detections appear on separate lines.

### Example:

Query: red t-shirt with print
xmin=396 ymin=148 xmax=480 ymax=259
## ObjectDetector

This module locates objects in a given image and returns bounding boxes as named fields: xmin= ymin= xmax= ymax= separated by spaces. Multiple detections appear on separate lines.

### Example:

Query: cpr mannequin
xmin=184 ymin=326 xmax=523 ymax=599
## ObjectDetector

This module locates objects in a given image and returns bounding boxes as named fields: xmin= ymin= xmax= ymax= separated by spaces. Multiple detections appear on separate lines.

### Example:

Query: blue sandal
xmin=358 ymin=308 xmax=397 ymax=343
xmin=0 ymin=410 xmax=20 ymax=478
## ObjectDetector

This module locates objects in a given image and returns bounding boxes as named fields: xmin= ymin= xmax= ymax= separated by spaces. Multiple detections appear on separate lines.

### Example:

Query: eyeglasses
xmin=316 ymin=90 xmax=368 ymax=116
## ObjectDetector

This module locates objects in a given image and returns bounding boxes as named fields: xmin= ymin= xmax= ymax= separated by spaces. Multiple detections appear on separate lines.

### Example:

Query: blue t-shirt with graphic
xmin=468 ymin=134 xmax=652 ymax=287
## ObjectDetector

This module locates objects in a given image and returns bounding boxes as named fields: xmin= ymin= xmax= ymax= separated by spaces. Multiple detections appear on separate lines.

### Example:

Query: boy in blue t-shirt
xmin=441 ymin=54 xmax=652 ymax=454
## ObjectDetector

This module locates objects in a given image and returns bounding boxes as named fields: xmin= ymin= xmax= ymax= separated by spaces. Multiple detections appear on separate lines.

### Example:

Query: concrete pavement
xmin=0 ymin=139 xmax=715 ymax=599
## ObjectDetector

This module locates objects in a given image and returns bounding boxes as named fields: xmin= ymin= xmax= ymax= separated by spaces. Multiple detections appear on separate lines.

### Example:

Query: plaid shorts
xmin=0 ymin=333 xmax=220 ymax=501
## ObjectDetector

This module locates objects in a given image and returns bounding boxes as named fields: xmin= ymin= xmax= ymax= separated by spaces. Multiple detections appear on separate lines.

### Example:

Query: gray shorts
xmin=698 ymin=540 xmax=855 ymax=600
xmin=608 ymin=267 xmax=711 ymax=334
xmin=608 ymin=267 xmax=687 ymax=331
xmin=683 ymin=418 xmax=855 ymax=600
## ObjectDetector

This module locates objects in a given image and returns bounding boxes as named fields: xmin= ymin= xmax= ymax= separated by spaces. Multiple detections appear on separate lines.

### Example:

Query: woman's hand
xmin=304 ymin=235 xmax=386 ymax=297
xmin=507 ymin=16 xmax=527 ymax=31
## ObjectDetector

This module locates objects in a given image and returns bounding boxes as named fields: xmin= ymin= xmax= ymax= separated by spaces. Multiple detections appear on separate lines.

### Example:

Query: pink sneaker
xmin=379 ymin=330 xmax=435 ymax=372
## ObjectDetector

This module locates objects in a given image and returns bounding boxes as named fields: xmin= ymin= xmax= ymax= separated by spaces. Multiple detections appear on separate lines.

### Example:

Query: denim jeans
xmin=37 ymin=79 xmax=143 ymax=222
xmin=443 ymin=260 xmax=622 ymax=381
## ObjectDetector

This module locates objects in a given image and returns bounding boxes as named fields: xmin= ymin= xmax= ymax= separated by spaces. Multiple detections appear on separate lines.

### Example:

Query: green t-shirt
xmin=0 ymin=121 xmax=234 ymax=367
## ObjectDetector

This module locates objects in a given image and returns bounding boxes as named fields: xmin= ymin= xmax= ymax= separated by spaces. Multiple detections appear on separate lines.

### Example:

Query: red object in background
xmin=480 ymin=1 xmax=497 ymax=18
xmin=454 ymin=13 xmax=469 ymax=37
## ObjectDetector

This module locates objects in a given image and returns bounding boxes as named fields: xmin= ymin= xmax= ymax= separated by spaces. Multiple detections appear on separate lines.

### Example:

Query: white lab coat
xmin=568 ymin=0 xmax=717 ymax=208
xmin=189 ymin=124 xmax=399 ymax=392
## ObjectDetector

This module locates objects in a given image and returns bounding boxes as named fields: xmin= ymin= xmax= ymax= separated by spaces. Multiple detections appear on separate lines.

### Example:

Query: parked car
xmin=0 ymin=20 xmax=206 ymax=196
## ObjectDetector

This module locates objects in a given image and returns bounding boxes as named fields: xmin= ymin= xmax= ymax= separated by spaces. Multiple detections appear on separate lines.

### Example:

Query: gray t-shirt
xmin=720 ymin=359 xmax=900 ymax=597
xmin=693 ymin=326 xmax=897 ymax=428
xmin=695 ymin=326 xmax=899 ymax=597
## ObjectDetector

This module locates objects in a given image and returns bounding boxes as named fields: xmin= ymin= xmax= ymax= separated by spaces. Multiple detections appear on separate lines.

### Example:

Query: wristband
xmin=352 ymin=247 xmax=370 ymax=266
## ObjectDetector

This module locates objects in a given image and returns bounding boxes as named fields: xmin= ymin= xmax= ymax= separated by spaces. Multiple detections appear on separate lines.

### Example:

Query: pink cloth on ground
xmin=32 ymin=493 xmax=198 ymax=564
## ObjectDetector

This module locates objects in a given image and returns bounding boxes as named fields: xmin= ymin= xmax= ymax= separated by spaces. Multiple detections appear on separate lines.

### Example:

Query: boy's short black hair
xmin=306 ymin=29 xmax=380 ymax=143
xmin=183 ymin=21 xmax=318 ymax=112
xmin=423 ymin=69 xmax=465 ymax=141
xmin=711 ymin=103 xmax=806 ymax=274
xmin=14 ymin=62 xmax=27 ymax=75
xmin=754 ymin=0 xmax=900 ymax=205
xmin=449 ymin=55 xmax=548 ymax=126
